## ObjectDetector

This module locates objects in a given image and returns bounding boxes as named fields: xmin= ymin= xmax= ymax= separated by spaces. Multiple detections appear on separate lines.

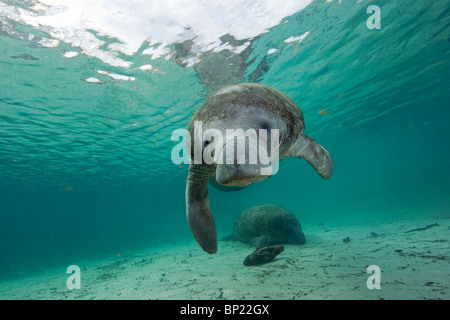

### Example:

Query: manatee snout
xmin=215 ymin=163 xmax=269 ymax=187
xmin=214 ymin=136 xmax=271 ymax=187
xmin=275 ymin=219 xmax=306 ymax=245
xmin=285 ymin=226 xmax=306 ymax=244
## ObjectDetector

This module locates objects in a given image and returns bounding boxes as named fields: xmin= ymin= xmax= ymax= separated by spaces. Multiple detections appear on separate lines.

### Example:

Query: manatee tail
xmin=186 ymin=164 xmax=217 ymax=254
xmin=292 ymin=135 xmax=334 ymax=179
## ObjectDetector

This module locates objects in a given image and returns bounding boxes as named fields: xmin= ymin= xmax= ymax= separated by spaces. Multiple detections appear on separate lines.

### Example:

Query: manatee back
xmin=233 ymin=204 xmax=305 ymax=245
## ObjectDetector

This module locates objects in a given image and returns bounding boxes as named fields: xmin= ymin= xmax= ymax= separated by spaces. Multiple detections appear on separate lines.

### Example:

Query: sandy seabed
xmin=1 ymin=213 xmax=449 ymax=300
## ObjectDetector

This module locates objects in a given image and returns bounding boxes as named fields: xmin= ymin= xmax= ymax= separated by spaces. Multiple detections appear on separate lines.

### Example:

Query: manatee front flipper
xmin=250 ymin=235 xmax=276 ymax=248
xmin=243 ymin=245 xmax=285 ymax=266
xmin=186 ymin=164 xmax=217 ymax=254
xmin=293 ymin=135 xmax=335 ymax=179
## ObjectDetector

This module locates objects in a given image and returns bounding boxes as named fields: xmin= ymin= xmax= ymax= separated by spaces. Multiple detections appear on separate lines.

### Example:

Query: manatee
xmin=224 ymin=204 xmax=306 ymax=247
xmin=185 ymin=83 xmax=334 ymax=254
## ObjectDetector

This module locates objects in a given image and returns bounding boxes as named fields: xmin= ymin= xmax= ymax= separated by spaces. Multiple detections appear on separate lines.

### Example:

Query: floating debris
xmin=96 ymin=69 xmax=136 ymax=81
xmin=84 ymin=77 xmax=103 ymax=84
xmin=284 ymin=31 xmax=310 ymax=43
xmin=62 ymin=51 xmax=79 ymax=58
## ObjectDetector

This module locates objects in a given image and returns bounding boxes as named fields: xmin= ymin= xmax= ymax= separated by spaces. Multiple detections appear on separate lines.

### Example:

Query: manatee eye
xmin=203 ymin=139 xmax=215 ymax=158
xmin=203 ymin=136 xmax=215 ymax=148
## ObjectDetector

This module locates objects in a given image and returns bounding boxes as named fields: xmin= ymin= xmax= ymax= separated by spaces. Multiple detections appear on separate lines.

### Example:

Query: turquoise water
xmin=0 ymin=0 xmax=449 ymax=284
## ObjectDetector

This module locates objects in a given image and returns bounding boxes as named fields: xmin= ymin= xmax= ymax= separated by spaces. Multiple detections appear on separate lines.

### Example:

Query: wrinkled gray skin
xmin=186 ymin=83 xmax=334 ymax=254
xmin=225 ymin=204 xmax=306 ymax=248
